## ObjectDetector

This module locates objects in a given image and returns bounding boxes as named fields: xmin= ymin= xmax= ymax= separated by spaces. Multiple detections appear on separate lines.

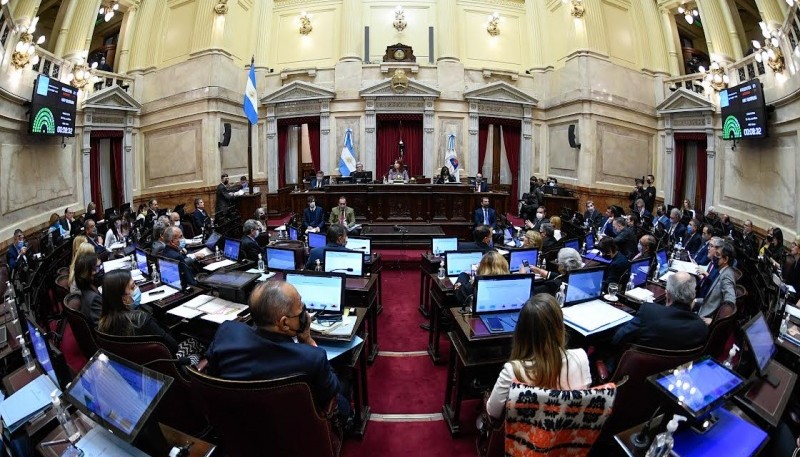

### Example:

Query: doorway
xmin=673 ymin=133 xmax=708 ymax=214
xmin=90 ymin=131 xmax=125 ymax=212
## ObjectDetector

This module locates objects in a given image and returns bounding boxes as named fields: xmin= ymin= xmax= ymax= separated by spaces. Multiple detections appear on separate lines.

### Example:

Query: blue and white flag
xmin=243 ymin=61 xmax=258 ymax=125
xmin=339 ymin=128 xmax=357 ymax=177
xmin=445 ymin=133 xmax=460 ymax=182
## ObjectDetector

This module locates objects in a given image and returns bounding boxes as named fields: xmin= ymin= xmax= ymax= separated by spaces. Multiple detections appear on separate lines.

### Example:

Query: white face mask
xmin=310 ymin=203 xmax=315 ymax=209
xmin=536 ymin=213 xmax=544 ymax=220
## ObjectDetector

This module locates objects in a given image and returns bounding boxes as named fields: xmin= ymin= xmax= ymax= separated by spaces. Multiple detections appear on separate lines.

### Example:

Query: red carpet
xmin=379 ymin=269 xmax=430 ymax=352
xmin=342 ymin=420 xmax=477 ymax=456
xmin=367 ymin=355 xmax=449 ymax=414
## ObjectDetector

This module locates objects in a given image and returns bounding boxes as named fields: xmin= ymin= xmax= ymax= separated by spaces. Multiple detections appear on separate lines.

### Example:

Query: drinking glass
xmin=608 ymin=283 xmax=619 ymax=299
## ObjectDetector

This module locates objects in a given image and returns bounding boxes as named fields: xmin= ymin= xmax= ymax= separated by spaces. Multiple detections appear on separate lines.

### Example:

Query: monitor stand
xmin=133 ymin=417 xmax=171 ymax=456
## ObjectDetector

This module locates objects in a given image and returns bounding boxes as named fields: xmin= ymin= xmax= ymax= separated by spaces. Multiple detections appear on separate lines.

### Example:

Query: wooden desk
xmin=735 ymin=359 xmax=797 ymax=428
xmin=427 ymin=273 xmax=459 ymax=364
xmin=235 ymin=192 xmax=262 ymax=221
xmin=2 ymin=364 xmax=59 ymax=440
xmin=419 ymin=254 xmax=441 ymax=318
xmin=542 ymin=194 xmax=579 ymax=218
xmin=361 ymin=225 xmax=444 ymax=247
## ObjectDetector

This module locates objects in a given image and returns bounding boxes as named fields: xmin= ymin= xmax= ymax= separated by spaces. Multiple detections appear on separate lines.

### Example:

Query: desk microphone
xmin=329 ymin=268 xmax=354 ymax=273
xmin=353 ymin=246 xmax=367 ymax=250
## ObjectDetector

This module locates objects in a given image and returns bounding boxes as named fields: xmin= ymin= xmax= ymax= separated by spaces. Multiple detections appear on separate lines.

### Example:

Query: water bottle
xmin=779 ymin=313 xmax=790 ymax=341
xmin=257 ymin=253 xmax=265 ymax=272
xmin=19 ymin=336 xmax=35 ymax=372
xmin=215 ymin=246 xmax=221 ymax=261
xmin=437 ymin=261 xmax=446 ymax=280
xmin=556 ymin=283 xmax=566 ymax=307
xmin=314 ymin=259 xmax=322 ymax=272
xmin=51 ymin=391 xmax=81 ymax=442
xmin=653 ymin=260 xmax=662 ymax=281
xmin=4 ymin=282 xmax=18 ymax=322
xmin=645 ymin=415 xmax=686 ymax=457
xmin=151 ymin=263 xmax=160 ymax=285
xmin=723 ymin=344 xmax=740 ymax=369
xmin=129 ymin=254 xmax=136 ymax=271
xmin=626 ymin=276 xmax=635 ymax=293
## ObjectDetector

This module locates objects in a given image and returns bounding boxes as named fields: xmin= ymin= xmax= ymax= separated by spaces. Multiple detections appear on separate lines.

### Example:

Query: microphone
xmin=329 ymin=267 xmax=354 ymax=272
xmin=354 ymin=246 xmax=367 ymax=250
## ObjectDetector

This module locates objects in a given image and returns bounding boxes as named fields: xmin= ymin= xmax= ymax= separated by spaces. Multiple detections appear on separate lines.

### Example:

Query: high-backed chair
xmin=63 ymin=293 xmax=98 ymax=361
xmin=186 ymin=368 xmax=342 ymax=457
xmin=94 ymin=331 xmax=210 ymax=437
xmin=703 ymin=302 xmax=738 ymax=361
xmin=272 ymin=240 xmax=306 ymax=269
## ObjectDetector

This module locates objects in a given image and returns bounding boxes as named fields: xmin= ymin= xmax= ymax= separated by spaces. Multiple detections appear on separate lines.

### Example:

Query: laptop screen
xmin=158 ymin=258 xmax=182 ymax=290
xmin=64 ymin=351 xmax=173 ymax=442
xmin=266 ymin=247 xmax=296 ymax=271
xmin=324 ymin=250 xmax=363 ymax=276
xmin=473 ymin=275 xmax=534 ymax=314
xmin=286 ymin=272 xmax=345 ymax=312
xmin=564 ymin=239 xmax=580 ymax=251
xmin=743 ymin=313 xmax=775 ymax=375
xmin=656 ymin=249 xmax=669 ymax=276
xmin=308 ymin=232 xmax=326 ymax=249
xmin=223 ymin=239 xmax=240 ymax=261
xmin=134 ymin=248 xmax=148 ymax=275
xmin=650 ymin=357 xmax=744 ymax=418
xmin=629 ymin=257 xmax=651 ymax=288
xmin=565 ymin=268 xmax=604 ymax=304
xmin=26 ymin=319 xmax=58 ymax=388
xmin=289 ymin=226 xmax=299 ymax=241
xmin=585 ymin=232 xmax=595 ymax=251
xmin=432 ymin=237 xmax=458 ymax=256
xmin=445 ymin=251 xmax=484 ymax=277
xmin=346 ymin=238 xmax=371 ymax=255
xmin=509 ymin=249 xmax=539 ymax=273
xmin=205 ymin=232 xmax=222 ymax=250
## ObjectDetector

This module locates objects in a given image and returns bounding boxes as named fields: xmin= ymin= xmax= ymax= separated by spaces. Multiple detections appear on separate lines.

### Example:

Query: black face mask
xmin=93 ymin=271 xmax=104 ymax=288
xmin=259 ymin=213 xmax=266 ymax=220
xmin=296 ymin=308 xmax=309 ymax=335
xmin=657 ymin=209 xmax=664 ymax=216
xmin=223 ymin=179 xmax=229 ymax=185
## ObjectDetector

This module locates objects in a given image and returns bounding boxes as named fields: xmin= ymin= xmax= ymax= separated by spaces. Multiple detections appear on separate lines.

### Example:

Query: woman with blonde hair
xmin=549 ymin=216 xmax=563 ymax=240
xmin=69 ymin=241 xmax=96 ymax=293
xmin=453 ymin=251 xmax=510 ymax=305
xmin=522 ymin=230 xmax=542 ymax=249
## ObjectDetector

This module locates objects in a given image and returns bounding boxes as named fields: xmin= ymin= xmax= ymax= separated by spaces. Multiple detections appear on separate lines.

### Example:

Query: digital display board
xmin=29 ymin=74 xmax=77 ymax=137
xmin=720 ymin=80 xmax=767 ymax=140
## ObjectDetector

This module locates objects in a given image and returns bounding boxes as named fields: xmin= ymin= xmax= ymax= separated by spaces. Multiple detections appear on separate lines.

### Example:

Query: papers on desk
xmin=562 ymin=300 xmax=633 ymax=336
xmin=785 ymin=305 xmax=800 ymax=320
xmin=311 ymin=315 xmax=357 ymax=336
xmin=495 ymin=248 xmax=509 ymax=256
xmin=131 ymin=269 xmax=145 ymax=282
xmin=203 ymin=259 xmax=236 ymax=271
xmin=624 ymin=287 xmax=655 ymax=302
xmin=102 ymin=257 xmax=131 ymax=272
xmin=109 ymin=242 xmax=125 ymax=250
xmin=76 ymin=427 xmax=149 ymax=457
xmin=670 ymin=260 xmax=707 ymax=275
xmin=198 ymin=297 xmax=248 ymax=323
xmin=0 ymin=374 xmax=58 ymax=432
xmin=140 ymin=285 xmax=180 ymax=305
xmin=185 ymin=236 xmax=204 ymax=247
xmin=659 ymin=271 xmax=675 ymax=282
xmin=318 ymin=335 xmax=364 ymax=361
xmin=275 ymin=225 xmax=286 ymax=231
xmin=246 ymin=269 xmax=277 ymax=282
xmin=349 ymin=224 xmax=363 ymax=231
xmin=196 ymin=247 xmax=213 ymax=258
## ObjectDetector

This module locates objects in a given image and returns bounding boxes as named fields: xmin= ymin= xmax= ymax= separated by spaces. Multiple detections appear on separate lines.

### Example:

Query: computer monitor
xmin=26 ymin=318 xmax=58 ymax=388
xmin=649 ymin=356 xmax=744 ymax=419
xmin=444 ymin=251 xmax=484 ymax=277
xmin=473 ymin=275 xmax=534 ymax=314
xmin=629 ymin=257 xmax=651 ymax=288
xmin=656 ymin=249 xmax=669 ymax=277
xmin=265 ymin=247 xmax=296 ymax=271
xmin=352 ymin=171 xmax=372 ymax=183
xmin=324 ymin=250 xmax=364 ymax=276
xmin=743 ymin=313 xmax=777 ymax=380
xmin=346 ymin=237 xmax=371 ymax=255
xmin=509 ymin=249 xmax=539 ymax=273
xmin=223 ymin=238 xmax=240 ymax=261
xmin=64 ymin=350 xmax=173 ymax=443
xmin=564 ymin=239 xmax=580 ymax=251
xmin=308 ymin=232 xmax=326 ymax=249
xmin=134 ymin=248 xmax=149 ymax=276
xmin=205 ymin=231 xmax=222 ymax=251
xmin=564 ymin=267 xmax=605 ymax=305
xmin=288 ymin=226 xmax=299 ymax=241
xmin=431 ymin=237 xmax=458 ymax=256
xmin=285 ymin=272 xmax=345 ymax=313
xmin=585 ymin=232 xmax=595 ymax=251
xmin=157 ymin=257 xmax=182 ymax=290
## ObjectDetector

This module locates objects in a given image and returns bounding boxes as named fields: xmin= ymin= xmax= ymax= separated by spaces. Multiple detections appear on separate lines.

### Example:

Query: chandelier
xmin=699 ymin=61 xmax=729 ymax=91
xmin=67 ymin=58 xmax=101 ymax=90
xmin=99 ymin=1 xmax=119 ymax=22
xmin=753 ymin=22 xmax=785 ymax=73
xmin=677 ymin=5 xmax=699 ymax=24
xmin=11 ymin=17 xmax=45 ymax=70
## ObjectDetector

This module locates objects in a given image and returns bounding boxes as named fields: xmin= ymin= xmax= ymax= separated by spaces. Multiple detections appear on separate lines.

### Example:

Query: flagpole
xmin=248 ymin=55 xmax=254 ymax=196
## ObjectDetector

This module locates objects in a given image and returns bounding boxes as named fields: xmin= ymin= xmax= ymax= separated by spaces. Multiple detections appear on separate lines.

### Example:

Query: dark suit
xmin=215 ymin=183 xmax=235 ymax=215
xmin=303 ymin=206 xmax=325 ymax=231
xmin=668 ymin=222 xmax=687 ymax=244
xmin=305 ymin=242 xmax=351 ymax=270
xmin=684 ymin=231 xmax=702 ymax=255
xmin=79 ymin=287 xmax=103 ymax=326
xmin=473 ymin=207 xmax=496 ymax=228
xmin=584 ymin=210 xmax=603 ymax=229
xmin=643 ymin=186 xmax=656 ymax=213
xmin=697 ymin=259 xmax=720 ymax=300
xmin=193 ymin=209 xmax=208 ymax=234
xmin=612 ymin=302 xmax=708 ymax=350
xmin=604 ymin=252 xmax=631 ymax=290
xmin=6 ymin=243 xmax=27 ymax=272
xmin=614 ymin=227 xmax=638 ymax=259
xmin=693 ymin=243 xmax=710 ymax=266
xmin=60 ymin=218 xmax=80 ymax=237
xmin=206 ymin=321 xmax=341 ymax=411
xmin=532 ymin=217 xmax=550 ymax=232
xmin=541 ymin=236 xmax=559 ymax=253
xmin=309 ymin=178 xmax=329 ymax=189
xmin=457 ymin=241 xmax=495 ymax=254
xmin=435 ymin=175 xmax=456 ymax=184
xmin=473 ymin=181 xmax=488 ymax=192
xmin=636 ymin=209 xmax=652 ymax=221
xmin=239 ymin=235 xmax=261 ymax=262
xmin=161 ymin=245 xmax=197 ymax=286
xmin=599 ymin=218 xmax=615 ymax=238
xmin=87 ymin=236 xmax=107 ymax=255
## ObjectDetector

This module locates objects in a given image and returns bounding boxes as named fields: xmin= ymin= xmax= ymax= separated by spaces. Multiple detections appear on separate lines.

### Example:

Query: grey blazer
xmin=697 ymin=266 xmax=736 ymax=318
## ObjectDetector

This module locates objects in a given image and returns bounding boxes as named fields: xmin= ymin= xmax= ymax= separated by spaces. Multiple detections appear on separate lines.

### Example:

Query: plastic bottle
xmin=215 ymin=246 xmax=221 ymax=261
xmin=645 ymin=415 xmax=687 ymax=457
xmin=723 ymin=344 xmax=740 ymax=369
xmin=437 ymin=261 xmax=446 ymax=280
xmin=470 ymin=264 xmax=478 ymax=282
xmin=19 ymin=336 xmax=35 ymax=372
xmin=51 ymin=391 xmax=80 ymax=442
xmin=626 ymin=276 xmax=635 ymax=293
xmin=653 ymin=260 xmax=662 ymax=281
xmin=556 ymin=283 xmax=566 ymax=307
xmin=779 ymin=313 xmax=790 ymax=341
xmin=314 ymin=259 xmax=322 ymax=272
xmin=151 ymin=264 xmax=160 ymax=285
xmin=257 ymin=254 xmax=265 ymax=272
xmin=4 ymin=282 xmax=18 ymax=322
xmin=130 ymin=254 xmax=136 ymax=271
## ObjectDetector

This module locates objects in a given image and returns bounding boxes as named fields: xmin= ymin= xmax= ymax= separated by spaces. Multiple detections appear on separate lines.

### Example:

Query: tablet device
xmin=288 ymin=226 xmax=299 ymax=241
xmin=223 ymin=238 xmax=240 ymax=261
xmin=324 ymin=250 xmax=364 ymax=276
xmin=564 ymin=239 xmax=580 ymax=251
xmin=157 ymin=257 xmax=182 ymax=290
xmin=509 ymin=249 xmax=539 ymax=273
xmin=473 ymin=275 xmax=534 ymax=314
xmin=26 ymin=319 xmax=59 ymax=388
xmin=629 ymin=257 xmax=651 ymax=288
xmin=564 ymin=267 xmax=605 ymax=305
xmin=205 ymin=231 xmax=222 ymax=251
xmin=286 ymin=272 xmax=345 ymax=313
xmin=308 ymin=232 xmax=326 ymax=249
xmin=346 ymin=237 xmax=371 ymax=255
xmin=265 ymin=247 xmax=296 ymax=271
xmin=431 ymin=237 xmax=458 ymax=256
xmin=134 ymin=248 xmax=149 ymax=276
xmin=743 ymin=313 xmax=776 ymax=379
xmin=444 ymin=251 xmax=484 ymax=277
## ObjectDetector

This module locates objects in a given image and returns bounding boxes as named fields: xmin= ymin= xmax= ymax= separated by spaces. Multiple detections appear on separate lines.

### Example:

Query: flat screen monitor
xmin=288 ymin=226 xmax=299 ymax=241
xmin=324 ymin=250 xmax=364 ymax=276
xmin=346 ymin=237 xmax=371 ymax=255
xmin=473 ymin=275 xmax=534 ymax=314
xmin=223 ymin=238 xmax=240 ymax=261
xmin=64 ymin=350 xmax=173 ymax=443
xmin=285 ymin=272 xmax=345 ymax=313
xmin=431 ymin=237 xmax=458 ymax=256
xmin=29 ymin=74 xmax=78 ymax=137
xmin=564 ymin=267 xmax=605 ymax=305
xmin=720 ymin=80 xmax=768 ymax=140
xmin=308 ymin=232 xmax=326 ymax=249
xmin=743 ymin=313 xmax=776 ymax=377
xmin=444 ymin=251 xmax=484 ymax=277
xmin=629 ymin=257 xmax=651 ymax=288
xmin=352 ymin=171 xmax=372 ymax=183
xmin=509 ymin=249 xmax=539 ymax=273
xmin=134 ymin=248 xmax=149 ymax=276
xmin=585 ymin=232 xmax=595 ymax=251
xmin=265 ymin=247 xmax=296 ymax=271
xmin=157 ymin=257 xmax=182 ymax=290
xmin=649 ymin=356 xmax=744 ymax=419
xmin=201 ymin=271 xmax=259 ymax=289
xmin=26 ymin=319 xmax=58 ymax=388
xmin=656 ymin=249 xmax=669 ymax=277
xmin=205 ymin=232 xmax=222 ymax=251
xmin=564 ymin=239 xmax=580 ymax=251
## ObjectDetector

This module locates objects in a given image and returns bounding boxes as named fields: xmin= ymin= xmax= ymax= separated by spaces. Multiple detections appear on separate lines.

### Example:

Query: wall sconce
xmin=786 ymin=0 xmax=795 ymax=6
xmin=98 ymin=0 xmax=119 ymax=22
xmin=299 ymin=12 xmax=312 ymax=35
xmin=1 ymin=0 xmax=8 ymax=5
xmin=67 ymin=58 xmax=101 ymax=90
xmin=393 ymin=6 xmax=407 ymax=32
xmin=214 ymin=0 xmax=228 ymax=15
xmin=699 ymin=61 xmax=729 ymax=91
xmin=753 ymin=22 xmax=785 ymax=73
xmin=486 ymin=12 xmax=500 ymax=37
xmin=567 ymin=0 xmax=585 ymax=18
xmin=11 ymin=16 xmax=45 ymax=70
xmin=677 ymin=5 xmax=699 ymax=24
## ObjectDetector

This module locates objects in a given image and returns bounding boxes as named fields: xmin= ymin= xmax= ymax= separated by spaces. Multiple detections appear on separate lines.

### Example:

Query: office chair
xmin=702 ymin=302 xmax=737 ymax=361
xmin=63 ymin=293 xmax=98 ymax=363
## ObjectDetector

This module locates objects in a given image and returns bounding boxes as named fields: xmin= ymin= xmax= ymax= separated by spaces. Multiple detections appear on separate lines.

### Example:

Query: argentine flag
xmin=445 ymin=133 xmax=460 ymax=182
xmin=339 ymin=128 xmax=357 ymax=177
xmin=243 ymin=61 xmax=258 ymax=125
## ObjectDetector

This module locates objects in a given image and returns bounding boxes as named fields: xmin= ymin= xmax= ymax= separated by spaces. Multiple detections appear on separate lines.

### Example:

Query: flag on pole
xmin=243 ymin=59 xmax=258 ymax=125
xmin=339 ymin=128 xmax=357 ymax=177
xmin=445 ymin=133 xmax=460 ymax=182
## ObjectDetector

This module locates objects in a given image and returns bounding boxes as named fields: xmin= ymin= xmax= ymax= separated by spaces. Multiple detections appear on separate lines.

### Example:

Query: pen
xmin=149 ymin=290 xmax=166 ymax=296
xmin=41 ymin=438 xmax=71 ymax=447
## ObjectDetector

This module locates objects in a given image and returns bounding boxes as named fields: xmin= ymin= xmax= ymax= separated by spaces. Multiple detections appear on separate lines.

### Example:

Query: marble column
xmin=664 ymin=118 xmax=675 ymax=206
xmin=115 ymin=4 xmax=138 ymax=74
xmin=339 ymin=0 xmax=361 ymax=62
xmin=127 ymin=0 xmax=158 ymax=72
xmin=81 ymin=112 xmax=93 ymax=207
xmin=696 ymin=0 xmax=737 ymax=61
xmin=468 ymin=102 xmax=479 ymax=176
xmin=266 ymin=105 xmax=278 ymax=192
xmin=755 ymin=0 xmax=786 ymax=29
xmin=423 ymin=98 xmax=435 ymax=178
xmin=364 ymin=99 xmax=377 ymax=175
xmin=53 ymin=0 xmax=77 ymax=57
xmin=61 ymin=0 xmax=102 ymax=61
xmin=437 ymin=0 xmax=458 ymax=62
xmin=320 ymin=100 xmax=331 ymax=174
xmin=255 ymin=0 xmax=273 ymax=68
xmin=520 ymin=106 xmax=533 ymax=200
xmin=582 ymin=0 xmax=607 ymax=55
xmin=123 ymin=114 xmax=134 ymax=204
xmin=718 ymin=0 xmax=744 ymax=60
xmin=13 ymin=0 xmax=41 ymax=25
xmin=641 ymin=1 xmax=669 ymax=75
xmin=524 ymin=0 xmax=544 ymax=70
xmin=660 ymin=9 xmax=682 ymax=75
xmin=705 ymin=123 xmax=716 ymax=209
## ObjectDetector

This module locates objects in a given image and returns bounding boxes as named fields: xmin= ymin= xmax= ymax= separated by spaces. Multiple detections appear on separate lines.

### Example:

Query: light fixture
xmin=698 ymin=60 xmax=729 ymax=91
xmin=0 ymin=0 xmax=8 ymax=5
xmin=677 ymin=5 xmax=699 ymax=24
xmin=786 ymin=0 xmax=795 ymax=6
xmin=66 ymin=57 xmax=100 ymax=90
xmin=486 ymin=12 xmax=500 ymax=37
xmin=564 ymin=0 xmax=585 ymax=18
xmin=752 ymin=22 xmax=785 ymax=73
xmin=214 ymin=0 xmax=228 ymax=15
xmin=11 ymin=16 xmax=45 ymax=70
xmin=98 ymin=1 xmax=119 ymax=22
xmin=393 ymin=6 xmax=407 ymax=32
xmin=299 ymin=11 xmax=312 ymax=35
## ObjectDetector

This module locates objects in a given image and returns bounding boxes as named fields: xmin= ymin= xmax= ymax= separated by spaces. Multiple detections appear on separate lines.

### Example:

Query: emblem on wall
xmin=391 ymin=69 xmax=408 ymax=93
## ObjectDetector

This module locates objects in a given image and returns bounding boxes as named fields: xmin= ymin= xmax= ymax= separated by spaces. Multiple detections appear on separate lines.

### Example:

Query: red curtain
xmin=277 ymin=125 xmax=288 ymax=188
xmin=478 ymin=124 xmax=489 ymax=176
xmin=110 ymin=138 xmax=124 ymax=207
xmin=673 ymin=140 xmax=685 ymax=206
xmin=501 ymin=124 xmax=521 ymax=199
xmin=90 ymin=138 xmax=102 ymax=208
xmin=376 ymin=116 xmax=423 ymax=177
xmin=307 ymin=122 xmax=320 ymax=171
xmin=696 ymin=141 xmax=708 ymax=214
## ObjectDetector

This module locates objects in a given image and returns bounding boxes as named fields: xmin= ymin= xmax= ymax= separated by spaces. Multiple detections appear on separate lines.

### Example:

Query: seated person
xmin=485 ymin=294 xmax=591 ymax=419
xmin=104 ymin=216 xmax=125 ymax=249
xmin=783 ymin=235 xmax=800 ymax=296
xmin=653 ymin=204 xmax=671 ymax=231
xmin=632 ymin=234 xmax=657 ymax=262
xmin=530 ymin=248 xmax=584 ymax=295
xmin=388 ymin=159 xmax=409 ymax=183
xmin=549 ymin=216 xmax=563 ymax=241
xmin=540 ymin=223 xmax=559 ymax=252
xmin=598 ymin=206 xmax=620 ymax=238
xmin=239 ymin=219 xmax=261 ymax=262
xmin=525 ymin=206 xmax=550 ymax=232
xmin=473 ymin=173 xmax=488 ymax=192
xmin=696 ymin=242 xmax=736 ymax=323
xmin=48 ymin=213 xmax=66 ymax=245
xmin=60 ymin=207 xmax=80 ymax=237
xmin=205 ymin=281 xmax=350 ymax=417
xmin=453 ymin=251 xmax=510 ymax=304
xmin=473 ymin=197 xmax=496 ymax=228
xmin=84 ymin=219 xmax=107 ymax=254
xmin=597 ymin=237 xmax=631 ymax=290
xmin=634 ymin=198 xmax=651 ymax=221
xmin=684 ymin=218 xmax=703 ymax=255
xmin=253 ymin=208 xmax=268 ymax=233
xmin=303 ymin=196 xmax=325 ymax=233
xmin=328 ymin=196 xmax=358 ymax=233
xmin=75 ymin=252 xmax=103 ymax=326
xmin=160 ymin=226 xmax=197 ymax=286
xmin=693 ymin=225 xmax=714 ymax=265
xmin=309 ymin=170 xmax=329 ymax=189
xmin=612 ymin=217 xmax=637 ymax=259
xmin=6 ymin=229 xmax=29 ymax=273
xmin=305 ymin=224 xmax=351 ymax=270
xmin=352 ymin=162 xmax=371 ymax=182
xmin=459 ymin=225 xmax=495 ymax=253
xmin=583 ymin=201 xmax=604 ymax=229
xmin=667 ymin=208 xmax=687 ymax=244
xmin=192 ymin=198 xmax=209 ymax=234
xmin=151 ymin=221 xmax=168 ymax=256
xmin=742 ymin=219 xmax=758 ymax=258
xmin=435 ymin=166 xmax=456 ymax=184
xmin=69 ymin=240 xmax=94 ymax=293
xmin=612 ymin=272 xmax=708 ymax=350
xmin=519 ymin=193 xmax=541 ymax=223
xmin=521 ymin=230 xmax=543 ymax=249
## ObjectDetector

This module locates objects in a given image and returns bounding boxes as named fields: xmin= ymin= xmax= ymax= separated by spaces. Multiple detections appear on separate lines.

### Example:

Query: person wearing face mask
xmin=643 ymin=174 xmax=656 ymax=212
xmin=206 ymin=281 xmax=351 ymax=420
xmin=75 ymin=252 xmax=103 ymax=325
xmin=302 ymin=196 xmax=325 ymax=233
xmin=583 ymin=201 xmax=603 ymax=229
xmin=7 ymin=229 xmax=29 ymax=272
xmin=192 ymin=198 xmax=208 ymax=234
xmin=628 ymin=178 xmax=645 ymax=212
xmin=83 ymin=219 xmax=107 ymax=255
xmin=525 ymin=206 xmax=550 ymax=232
xmin=161 ymin=226 xmax=197 ymax=286
xmin=692 ymin=225 xmax=714 ymax=265
xmin=473 ymin=197 xmax=497 ymax=229
xmin=597 ymin=237 xmax=631 ymax=291
xmin=612 ymin=217 xmax=637 ymax=259
xmin=239 ymin=219 xmax=262 ymax=262
xmin=763 ymin=227 xmax=786 ymax=268
xmin=86 ymin=202 xmax=98 ymax=222
xmin=309 ymin=170 xmax=329 ymax=189
xmin=653 ymin=204 xmax=671 ymax=231
xmin=215 ymin=173 xmax=237 ymax=215
xmin=252 ymin=208 xmax=268 ymax=233
xmin=683 ymin=219 xmax=703 ymax=255
xmin=632 ymin=234 xmax=656 ymax=262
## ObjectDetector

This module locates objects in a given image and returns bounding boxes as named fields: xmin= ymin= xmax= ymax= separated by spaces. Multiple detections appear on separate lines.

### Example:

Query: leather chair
xmin=186 ymin=368 xmax=342 ymax=457
xmin=94 ymin=331 xmax=210 ymax=437
xmin=703 ymin=302 xmax=737 ymax=361
xmin=63 ymin=292 xmax=98 ymax=361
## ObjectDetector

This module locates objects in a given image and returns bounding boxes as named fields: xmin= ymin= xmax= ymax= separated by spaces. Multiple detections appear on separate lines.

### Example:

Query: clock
xmin=393 ymin=49 xmax=406 ymax=60
xmin=383 ymin=43 xmax=415 ymax=63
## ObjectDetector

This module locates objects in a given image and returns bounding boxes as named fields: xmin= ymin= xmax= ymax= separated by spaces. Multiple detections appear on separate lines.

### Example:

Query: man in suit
xmin=599 ymin=206 xmax=620 ymax=238
xmin=612 ymin=272 xmax=707 ymax=350
xmin=583 ymin=201 xmax=604 ymax=229
xmin=473 ymin=173 xmax=489 ymax=193
xmin=597 ymin=237 xmax=631 ymax=291
xmin=525 ymin=206 xmax=550 ymax=232
xmin=151 ymin=221 xmax=168 ymax=256
xmin=667 ymin=208 xmax=686 ymax=244
xmin=305 ymin=224 xmax=352 ymax=270
xmin=205 ymin=280 xmax=349 ymax=417
xmin=239 ymin=219 xmax=262 ymax=262
xmin=540 ymin=223 xmax=559 ymax=252
xmin=59 ymin=207 xmax=80 ymax=237
xmin=697 ymin=242 xmax=737 ymax=322
xmin=696 ymin=237 xmax=723 ymax=299
xmin=683 ymin=219 xmax=703 ymax=255
xmin=309 ymin=170 xmax=329 ymax=189
xmin=653 ymin=204 xmax=671 ymax=232
xmin=458 ymin=225 xmax=495 ymax=253
xmin=613 ymin=217 xmax=637 ymax=259
xmin=632 ymin=234 xmax=657 ymax=262
xmin=6 ymin=229 xmax=28 ymax=273
xmin=634 ymin=198 xmax=651 ymax=221
xmin=192 ymin=198 xmax=209 ymax=234
xmin=302 ymin=196 xmax=325 ymax=233
xmin=215 ymin=174 xmax=237 ymax=216
xmin=742 ymin=219 xmax=758 ymax=258
xmin=328 ymin=197 xmax=357 ymax=233
xmin=473 ymin=197 xmax=496 ymax=228
xmin=693 ymin=225 xmax=713 ymax=265
xmin=161 ymin=226 xmax=197 ymax=286
xmin=146 ymin=199 xmax=159 ymax=220
xmin=84 ymin=220 xmax=106 ymax=255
